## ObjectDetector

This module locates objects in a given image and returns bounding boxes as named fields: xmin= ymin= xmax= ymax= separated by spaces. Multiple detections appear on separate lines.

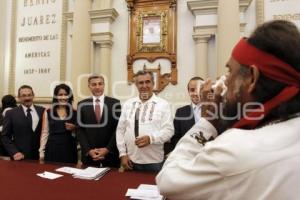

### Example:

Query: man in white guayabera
xmin=156 ymin=20 xmax=300 ymax=200
xmin=116 ymin=70 xmax=174 ymax=172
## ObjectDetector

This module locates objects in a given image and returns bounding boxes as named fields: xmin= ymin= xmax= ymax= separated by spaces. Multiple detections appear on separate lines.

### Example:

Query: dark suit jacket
xmin=77 ymin=96 xmax=121 ymax=167
xmin=1 ymin=105 xmax=45 ymax=160
xmin=165 ymin=105 xmax=195 ymax=154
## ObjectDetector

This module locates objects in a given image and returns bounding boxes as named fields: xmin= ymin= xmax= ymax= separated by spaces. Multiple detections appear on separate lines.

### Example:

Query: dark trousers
xmin=132 ymin=161 xmax=163 ymax=172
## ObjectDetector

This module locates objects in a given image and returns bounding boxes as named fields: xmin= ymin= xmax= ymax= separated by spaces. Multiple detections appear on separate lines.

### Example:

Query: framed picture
xmin=136 ymin=10 xmax=168 ymax=52
xmin=142 ymin=17 xmax=161 ymax=44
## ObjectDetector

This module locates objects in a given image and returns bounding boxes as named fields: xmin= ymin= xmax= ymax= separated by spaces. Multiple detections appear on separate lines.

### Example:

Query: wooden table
xmin=0 ymin=158 xmax=157 ymax=200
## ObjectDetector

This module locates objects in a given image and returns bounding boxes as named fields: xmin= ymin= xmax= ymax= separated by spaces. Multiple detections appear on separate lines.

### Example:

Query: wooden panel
xmin=126 ymin=0 xmax=177 ymax=93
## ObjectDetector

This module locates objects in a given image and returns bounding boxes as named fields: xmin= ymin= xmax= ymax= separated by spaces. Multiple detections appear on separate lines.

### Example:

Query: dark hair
xmin=134 ymin=70 xmax=154 ymax=83
xmin=187 ymin=76 xmax=204 ymax=90
xmin=1 ymin=95 xmax=17 ymax=111
xmin=247 ymin=20 xmax=300 ymax=122
xmin=52 ymin=84 xmax=73 ymax=116
xmin=88 ymin=74 xmax=105 ymax=84
xmin=18 ymin=85 xmax=34 ymax=97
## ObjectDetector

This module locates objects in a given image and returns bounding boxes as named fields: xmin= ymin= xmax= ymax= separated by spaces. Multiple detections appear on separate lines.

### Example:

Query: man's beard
xmin=217 ymin=101 xmax=240 ymax=133
xmin=217 ymin=84 xmax=243 ymax=134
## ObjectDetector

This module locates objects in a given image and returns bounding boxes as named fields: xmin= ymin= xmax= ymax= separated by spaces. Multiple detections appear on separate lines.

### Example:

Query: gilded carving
xmin=136 ymin=10 xmax=168 ymax=53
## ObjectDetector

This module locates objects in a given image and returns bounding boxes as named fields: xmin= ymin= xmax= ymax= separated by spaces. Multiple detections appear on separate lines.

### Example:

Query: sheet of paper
xmin=125 ymin=188 xmax=160 ymax=198
xmin=138 ymin=184 xmax=159 ymax=190
xmin=126 ymin=184 xmax=164 ymax=200
xmin=72 ymin=167 xmax=110 ymax=180
xmin=56 ymin=167 xmax=84 ymax=174
xmin=130 ymin=196 xmax=164 ymax=200
xmin=37 ymin=171 xmax=63 ymax=180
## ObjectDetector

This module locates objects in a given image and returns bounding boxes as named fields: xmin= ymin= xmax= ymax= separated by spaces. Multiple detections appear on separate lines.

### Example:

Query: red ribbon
xmin=231 ymin=38 xmax=300 ymax=129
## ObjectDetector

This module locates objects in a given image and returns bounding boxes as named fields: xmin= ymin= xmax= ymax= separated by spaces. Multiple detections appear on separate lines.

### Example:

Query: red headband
xmin=231 ymin=38 xmax=300 ymax=129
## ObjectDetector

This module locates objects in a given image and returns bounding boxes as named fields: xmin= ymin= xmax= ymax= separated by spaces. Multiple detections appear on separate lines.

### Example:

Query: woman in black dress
xmin=0 ymin=95 xmax=17 ymax=156
xmin=39 ymin=83 xmax=78 ymax=164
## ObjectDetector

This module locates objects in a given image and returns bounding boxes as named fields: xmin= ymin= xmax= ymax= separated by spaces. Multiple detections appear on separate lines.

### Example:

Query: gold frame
xmin=126 ymin=0 xmax=177 ymax=93
xmin=137 ymin=10 xmax=168 ymax=52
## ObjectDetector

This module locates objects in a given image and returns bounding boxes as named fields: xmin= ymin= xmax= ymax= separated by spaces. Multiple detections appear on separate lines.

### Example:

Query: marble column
xmin=90 ymin=0 xmax=118 ymax=95
xmin=217 ymin=0 xmax=240 ymax=77
xmin=99 ymin=42 xmax=112 ymax=93
xmin=71 ymin=0 xmax=92 ymax=102
xmin=193 ymin=34 xmax=211 ymax=79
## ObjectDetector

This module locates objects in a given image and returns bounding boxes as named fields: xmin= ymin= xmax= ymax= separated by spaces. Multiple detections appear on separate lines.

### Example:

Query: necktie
xmin=26 ymin=108 xmax=32 ymax=130
xmin=134 ymin=107 xmax=140 ymax=138
xmin=95 ymin=98 xmax=101 ymax=123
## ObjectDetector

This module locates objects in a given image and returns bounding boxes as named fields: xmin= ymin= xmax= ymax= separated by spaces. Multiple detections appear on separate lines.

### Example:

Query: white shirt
xmin=21 ymin=104 xmax=39 ymax=131
xmin=156 ymin=117 xmax=300 ymax=200
xmin=116 ymin=94 xmax=174 ymax=164
xmin=192 ymin=103 xmax=201 ymax=123
xmin=92 ymin=95 xmax=104 ymax=117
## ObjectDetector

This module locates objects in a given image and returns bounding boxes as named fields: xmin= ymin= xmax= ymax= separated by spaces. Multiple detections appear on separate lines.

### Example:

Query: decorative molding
xmin=256 ymin=0 xmax=264 ymax=25
xmin=239 ymin=0 xmax=253 ymax=12
xmin=64 ymin=11 xmax=74 ymax=22
xmin=240 ymin=22 xmax=246 ymax=33
xmin=189 ymin=0 xmax=251 ymax=41
xmin=187 ymin=0 xmax=218 ymax=15
xmin=193 ymin=34 xmax=212 ymax=44
xmin=187 ymin=0 xmax=252 ymax=15
xmin=193 ymin=25 xmax=217 ymax=35
xmin=34 ymin=97 xmax=52 ymax=104
xmin=91 ymin=32 xmax=113 ymax=47
xmin=126 ymin=0 xmax=177 ymax=12
xmin=89 ymin=8 xmax=119 ymax=23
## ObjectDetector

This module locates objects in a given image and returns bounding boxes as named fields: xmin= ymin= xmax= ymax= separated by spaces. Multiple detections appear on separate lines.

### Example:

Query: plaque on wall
xmin=126 ymin=0 xmax=177 ymax=93
xmin=11 ymin=0 xmax=67 ymax=102
xmin=257 ymin=0 xmax=300 ymax=28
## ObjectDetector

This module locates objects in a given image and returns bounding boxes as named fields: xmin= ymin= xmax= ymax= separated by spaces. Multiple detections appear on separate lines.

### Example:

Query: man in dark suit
xmin=77 ymin=74 xmax=121 ymax=167
xmin=1 ymin=85 xmax=45 ymax=160
xmin=165 ymin=77 xmax=204 ymax=154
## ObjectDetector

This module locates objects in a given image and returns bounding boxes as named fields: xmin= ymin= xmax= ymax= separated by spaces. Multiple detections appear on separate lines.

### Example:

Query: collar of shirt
xmin=192 ymin=103 xmax=201 ymax=110
xmin=135 ymin=93 xmax=158 ymax=104
xmin=21 ymin=104 xmax=36 ymax=114
xmin=21 ymin=104 xmax=39 ymax=131
xmin=92 ymin=94 xmax=104 ymax=103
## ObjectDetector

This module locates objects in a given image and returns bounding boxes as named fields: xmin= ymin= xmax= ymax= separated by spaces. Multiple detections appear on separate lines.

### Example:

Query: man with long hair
xmin=157 ymin=20 xmax=300 ymax=199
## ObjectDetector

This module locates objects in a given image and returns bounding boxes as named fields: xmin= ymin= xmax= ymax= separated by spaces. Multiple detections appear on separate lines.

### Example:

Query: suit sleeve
xmin=1 ymin=111 xmax=19 ymax=156
xmin=106 ymin=100 xmax=121 ymax=153
xmin=76 ymin=102 xmax=91 ymax=156
xmin=171 ymin=108 xmax=182 ymax=149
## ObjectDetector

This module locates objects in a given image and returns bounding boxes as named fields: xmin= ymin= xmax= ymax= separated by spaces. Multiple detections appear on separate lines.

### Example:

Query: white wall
xmin=244 ymin=0 xmax=257 ymax=37
xmin=0 ymin=1 xmax=13 ymax=97
xmin=0 ymin=0 xmax=5 ymax=98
